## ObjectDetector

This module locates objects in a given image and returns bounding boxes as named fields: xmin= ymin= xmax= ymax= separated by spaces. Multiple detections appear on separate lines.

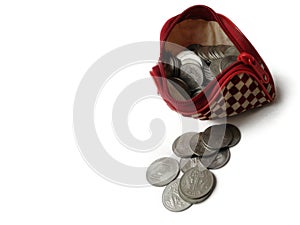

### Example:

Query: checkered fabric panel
xmin=192 ymin=73 xmax=272 ymax=120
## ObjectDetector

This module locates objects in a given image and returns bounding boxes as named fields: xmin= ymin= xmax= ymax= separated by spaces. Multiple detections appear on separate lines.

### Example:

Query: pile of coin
xmin=164 ymin=45 xmax=239 ymax=100
xmin=146 ymin=123 xmax=241 ymax=212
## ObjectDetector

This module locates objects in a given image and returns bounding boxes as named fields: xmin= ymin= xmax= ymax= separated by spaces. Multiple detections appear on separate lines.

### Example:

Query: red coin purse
xmin=150 ymin=5 xmax=276 ymax=120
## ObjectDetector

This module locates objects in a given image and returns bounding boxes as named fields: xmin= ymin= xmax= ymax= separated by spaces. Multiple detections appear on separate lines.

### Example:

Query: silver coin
xmin=180 ymin=63 xmax=204 ymax=90
xmin=226 ymin=124 xmax=241 ymax=147
xmin=179 ymin=157 xmax=206 ymax=173
xmin=167 ymin=77 xmax=191 ymax=101
xmin=146 ymin=157 xmax=180 ymax=187
xmin=209 ymin=58 xmax=222 ymax=77
xmin=195 ymin=46 xmax=210 ymax=61
xmin=181 ymin=53 xmax=203 ymax=67
xmin=203 ymin=60 xmax=214 ymax=82
xmin=176 ymin=50 xmax=198 ymax=62
xmin=162 ymin=179 xmax=192 ymax=212
xmin=178 ymin=181 xmax=211 ymax=204
xmin=190 ymin=133 xmax=218 ymax=157
xmin=202 ymin=124 xmax=233 ymax=150
xmin=208 ymin=46 xmax=218 ymax=60
xmin=220 ymin=55 xmax=237 ymax=71
xmin=179 ymin=167 xmax=214 ymax=200
xmin=163 ymin=53 xmax=181 ymax=77
xmin=215 ymin=45 xmax=232 ymax=58
xmin=178 ymin=173 xmax=216 ymax=204
xmin=172 ymin=132 xmax=198 ymax=158
xmin=200 ymin=148 xmax=231 ymax=169
xmin=225 ymin=46 xmax=239 ymax=56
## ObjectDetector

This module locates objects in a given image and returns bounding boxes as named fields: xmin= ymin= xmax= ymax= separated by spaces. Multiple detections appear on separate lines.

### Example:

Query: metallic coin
xmin=225 ymin=46 xmax=239 ymax=56
xmin=180 ymin=63 xmax=204 ymax=90
xmin=202 ymin=124 xmax=233 ymax=150
xmin=172 ymin=132 xmax=198 ymax=158
xmin=146 ymin=157 xmax=180 ymax=187
xmin=179 ymin=157 xmax=206 ymax=173
xmin=209 ymin=58 xmax=222 ymax=77
xmin=202 ymin=60 xmax=214 ymax=82
xmin=190 ymin=133 xmax=218 ymax=157
xmin=181 ymin=53 xmax=203 ymax=67
xmin=178 ymin=173 xmax=216 ymax=204
xmin=195 ymin=46 xmax=210 ymax=62
xmin=201 ymin=148 xmax=231 ymax=169
xmin=162 ymin=179 xmax=192 ymax=212
xmin=208 ymin=46 xmax=218 ymax=60
xmin=220 ymin=55 xmax=237 ymax=71
xmin=226 ymin=124 xmax=241 ymax=147
xmin=176 ymin=50 xmax=199 ymax=63
xmin=215 ymin=45 xmax=232 ymax=58
xmin=163 ymin=52 xmax=181 ymax=77
xmin=179 ymin=167 xmax=214 ymax=200
xmin=167 ymin=77 xmax=191 ymax=101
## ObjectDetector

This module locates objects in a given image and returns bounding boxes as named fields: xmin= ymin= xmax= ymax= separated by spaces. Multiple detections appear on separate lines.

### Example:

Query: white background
xmin=0 ymin=0 xmax=299 ymax=224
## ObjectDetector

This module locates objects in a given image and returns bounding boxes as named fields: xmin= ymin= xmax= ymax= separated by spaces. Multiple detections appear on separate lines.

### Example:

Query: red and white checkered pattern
xmin=191 ymin=73 xmax=273 ymax=120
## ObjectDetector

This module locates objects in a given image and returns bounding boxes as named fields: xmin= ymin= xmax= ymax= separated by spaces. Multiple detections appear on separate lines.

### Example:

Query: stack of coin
xmin=177 ymin=50 xmax=204 ymax=93
xmin=146 ymin=123 xmax=241 ymax=212
xmin=164 ymin=45 xmax=239 ymax=99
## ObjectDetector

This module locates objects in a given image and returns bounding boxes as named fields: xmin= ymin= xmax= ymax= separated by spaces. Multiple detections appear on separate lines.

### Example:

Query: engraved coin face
xmin=201 ymin=148 xmax=231 ymax=169
xmin=178 ymin=173 xmax=216 ymax=204
xmin=226 ymin=124 xmax=241 ymax=147
xmin=190 ymin=133 xmax=218 ymax=157
xmin=180 ymin=157 xmax=206 ymax=173
xmin=220 ymin=55 xmax=237 ymax=71
xmin=172 ymin=132 xmax=198 ymax=158
xmin=179 ymin=168 xmax=214 ymax=199
xmin=162 ymin=179 xmax=192 ymax=212
xmin=202 ymin=124 xmax=233 ymax=150
xmin=181 ymin=53 xmax=203 ymax=67
xmin=146 ymin=157 xmax=180 ymax=187
xmin=180 ymin=63 xmax=204 ymax=90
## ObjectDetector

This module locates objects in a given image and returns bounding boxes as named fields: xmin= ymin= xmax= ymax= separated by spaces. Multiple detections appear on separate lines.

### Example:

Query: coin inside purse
xmin=163 ymin=19 xmax=240 ymax=101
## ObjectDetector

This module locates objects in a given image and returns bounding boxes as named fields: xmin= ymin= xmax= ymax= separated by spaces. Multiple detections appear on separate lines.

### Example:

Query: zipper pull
xmin=238 ymin=52 xmax=270 ymax=83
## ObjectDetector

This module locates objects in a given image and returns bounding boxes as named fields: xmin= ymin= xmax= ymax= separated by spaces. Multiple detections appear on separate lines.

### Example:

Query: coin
xmin=209 ymin=58 xmax=222 ymax=77
xmin=226 ymin=124 xmax=241 ymax=147
xmin=180 ymin=63 xmax=204 ymax=90
xmin=179 ymin=167 xmax=215 ymax=200
xmin=202 ymin=60 xmax=214 ymax=82
xmin=162 ymin=179 xmax=192 ymax=212
xmin=179 ymin=157 xmax=206 ymax=173
xmin=220 ymin=55 xmax=237 ymax=71
xmin=163 ymin=52 xmax=181 ymax=76
xmin=176 ymin=50 xmax=199 ymax=62
xmin=178 ymin=173 xmax=216 ymax=204
xmin=181 ymin=53 xmax=203 ymax=67
xmin=172 ymin=132 xmax=198 ymax=158
xmin=146 ymin=157 xmax=180 ymax=187
xmin=200 ymin=148 xmax=231 ymax=169
xmin=225 ymin=46 xmax=239 ymax=56
xmin=202 ymin=124 xmax=233 ymax=150
xmin=167 ymin=77 xmax=191 ymax=101
xmin=196 ymin=46 xmax=210 ymax=62
xmin=190 ymin=133 xmax=218 ymax=157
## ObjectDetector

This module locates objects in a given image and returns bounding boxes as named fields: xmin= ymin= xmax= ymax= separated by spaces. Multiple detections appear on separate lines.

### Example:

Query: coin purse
xmin=150 ymin=5 xmax=276 ymax=120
